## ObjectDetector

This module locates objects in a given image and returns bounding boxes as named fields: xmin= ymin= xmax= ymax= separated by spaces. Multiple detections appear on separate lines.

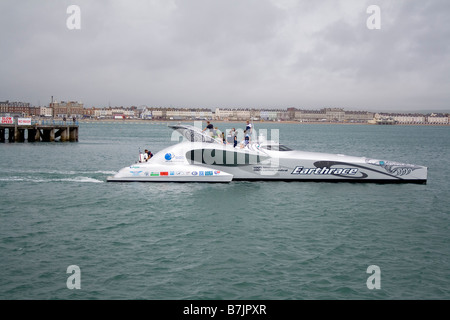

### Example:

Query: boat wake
xmin=0 ymin=176 xmax=104 ymax=183
xmin=0 ymin=169 xmax=115 ymax=183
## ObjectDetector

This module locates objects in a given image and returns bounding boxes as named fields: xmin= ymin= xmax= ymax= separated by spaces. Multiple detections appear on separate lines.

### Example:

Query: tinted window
xmin=186 ymin=149 xmax=262 ymax=166
xmin=262 ymin=144 xmax=292 ymax=151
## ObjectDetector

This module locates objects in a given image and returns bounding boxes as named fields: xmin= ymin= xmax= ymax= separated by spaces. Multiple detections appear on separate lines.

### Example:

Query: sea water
xmin=0 ymin=122 xmax=449 ymax=299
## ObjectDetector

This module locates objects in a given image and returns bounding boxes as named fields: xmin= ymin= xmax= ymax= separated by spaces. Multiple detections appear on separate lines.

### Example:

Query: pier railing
xmin=33 ymin=119 xmax=79 ymax=126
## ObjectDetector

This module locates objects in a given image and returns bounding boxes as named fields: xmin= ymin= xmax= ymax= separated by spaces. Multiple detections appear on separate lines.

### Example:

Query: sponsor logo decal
xmin=164 ymin=152 xmax=185 ymax=162
xmin=291 ymin=166 xmax=358 ymax=175
xmin=150 ymin=172 xmax=160 ymax=176
xmin=199 ymin=171 xmax=204 ymax=176
xmin=130 ymin=170 xmax=143 ymax=176
xmin=253 ymin=166 xmax=288 ymax=172
xmin=192 ymin=171 xmax=198 ymax=175
xmin=165 ymin=153 xmax=174 ymax=161
xmin=169 ymin=171 xmax=175 ymax=176
xmin=214 ymin=171 xmax=221 ymax=175
xmin=365 ymin=158 xmax=421 ymax=176
xmin=205 ymin=171 xmax=213 ymax=176
xmin=160 ymin=172 xmax=169 ymax=176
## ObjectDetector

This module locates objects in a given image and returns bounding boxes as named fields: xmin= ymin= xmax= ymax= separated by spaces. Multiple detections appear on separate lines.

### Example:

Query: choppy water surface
xmin=0 ymin=122 xmax=449 ymax=299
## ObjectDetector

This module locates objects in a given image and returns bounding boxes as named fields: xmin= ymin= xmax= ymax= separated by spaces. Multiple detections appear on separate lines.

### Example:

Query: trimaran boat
xmin=107 ymin=123 xmax=427 ymax=184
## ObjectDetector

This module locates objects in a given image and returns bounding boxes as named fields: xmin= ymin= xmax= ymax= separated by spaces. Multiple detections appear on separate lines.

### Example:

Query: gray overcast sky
xmin=0 ymin=0 xmax=449 ymax=112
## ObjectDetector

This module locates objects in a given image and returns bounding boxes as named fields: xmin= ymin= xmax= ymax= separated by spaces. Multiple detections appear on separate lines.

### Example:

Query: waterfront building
xmin=123 ymin=109 xmax=136 ymax=118
xmin=427 ymin=114 xmax=449 ymax=124
xmin=94 ymin=108 xmax=112 ymax=118
xmin=294 ymin=109 xmax=327 ymax=122
xmin=149 ymin=108 xmax=165 ymax=120
xmin=82 ymin=107 xmax=96 ymax=118
xmin=236 ymin=109 xmax=251 ymax=120
xmin=111 ymin=108 xmax=125 ymax=115
xmin=215 ymin=108 xmax=237 ymax=120
xmin=293 ymin=108 xmax=373 ymax=123
xmin=40 ymin=106 xmax=53 ymax=117
xmin=260 ymin=109 xmax=278 ymax=121
xmin=390 ymin=113 xmax=425 ymax=124
xmin=51 ymin=100 xmax=84 ymax=118
xmin=277 ymin=109 xmax=291 ymax=121
xmin=250 ymin=109 xmax=261 ymax=120
xmin=29 ymin=107 xmax=40 ymax=117
xmin=344 ymin=110 xmax=375 ymax=123
xmin=0 ymin=100 xmax=31 ymax=117
xmin=324 ymin=108 xmax=345 ymax=122
xmin=165 ymin=108 xmax=212 ymax=120
xmin=287 ymin=108 xmax=296 ymax=120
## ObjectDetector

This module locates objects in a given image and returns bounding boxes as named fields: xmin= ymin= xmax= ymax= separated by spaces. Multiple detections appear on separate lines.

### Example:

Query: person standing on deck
xmin=203 ymin=121 xmax=214 ymax=132
xmin=245 ymin=120 xmax=252 ymax=134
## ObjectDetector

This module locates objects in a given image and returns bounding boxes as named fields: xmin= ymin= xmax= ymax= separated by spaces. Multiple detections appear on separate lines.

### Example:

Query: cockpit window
xmin=261 ymin=144 xmax=292 ymax=151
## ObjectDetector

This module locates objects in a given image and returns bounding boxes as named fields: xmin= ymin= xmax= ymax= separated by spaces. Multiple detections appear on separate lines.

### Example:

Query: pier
xmin=0 ymin=119 xmax=78 ymax=143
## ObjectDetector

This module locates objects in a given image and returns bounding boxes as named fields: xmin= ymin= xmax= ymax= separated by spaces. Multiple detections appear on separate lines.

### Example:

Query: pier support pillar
xmin=16 ymin=128 xmax=25 ymax=142
xmin=8 ymin=128 xmax=15 ymax=142
xmin=28 ymin=129 xmax=36 ymax=142
xmin=70 ymin=127 xmax=78 ymax=141
xmin=33 ymin=129 xmax=41 ymax=142
xmin=42 ymin=129 xmax=55 ymax=142
xmin=49 ymin=129 xmax=55 ymax=142
xmin=41 ymin=129 xmax=49 ymax=142
xmin=60 ymin=127 xmax=69 ymax=142
xmin=0 ymin=128 xmax=4 ymax=143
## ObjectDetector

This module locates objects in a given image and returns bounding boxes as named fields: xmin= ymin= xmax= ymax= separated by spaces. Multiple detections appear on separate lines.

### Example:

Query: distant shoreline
xmin=77 ymin=119 xmax=450 ymax=126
